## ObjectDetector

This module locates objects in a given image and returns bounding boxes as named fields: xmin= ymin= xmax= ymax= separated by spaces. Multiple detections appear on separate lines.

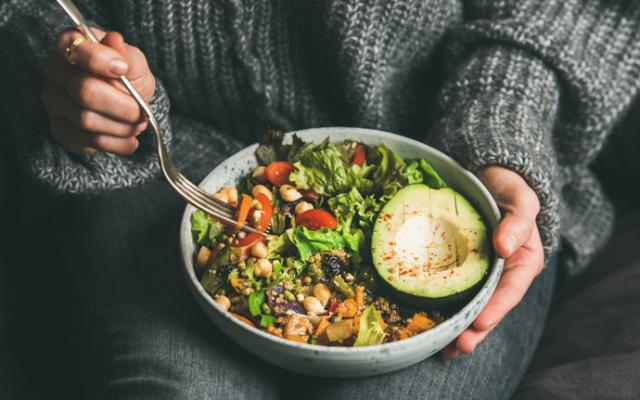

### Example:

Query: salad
xmin=191 ymin=131 xmax=488 ymax=346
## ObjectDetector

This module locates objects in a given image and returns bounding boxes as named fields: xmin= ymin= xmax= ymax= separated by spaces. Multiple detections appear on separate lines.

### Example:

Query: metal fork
xmin=55 ymin=0 xmax=269 ymax=238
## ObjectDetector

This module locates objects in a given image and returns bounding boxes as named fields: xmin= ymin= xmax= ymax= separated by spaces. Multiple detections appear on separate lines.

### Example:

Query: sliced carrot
xmin=355 ymin=286 xmax=365 ymax=309
xmin=353 ymin=314 xmax=361 ymax=333
xmin=229 ymin=278 xmax=245 ymax=293
xmin=315 ymin=318 xmax=330 ymax=337
xmin=233 ymin=194 xmax=253 ymax=232
xmin=285 ymin=334 xmax=308 ymax=343
xmin=266 ymin=325 xmax=284 ymax=338
xmin=230 ymin=313 xmax=255 ymax=327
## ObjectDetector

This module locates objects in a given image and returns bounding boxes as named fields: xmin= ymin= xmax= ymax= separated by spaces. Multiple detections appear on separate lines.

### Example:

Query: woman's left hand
xmin=442 ymin=166 xmax=545 ymax=358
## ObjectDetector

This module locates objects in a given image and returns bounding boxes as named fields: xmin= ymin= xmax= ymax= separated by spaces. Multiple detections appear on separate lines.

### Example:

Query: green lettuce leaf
xmin=255 ymin=130 xmax=307 ymax=165
xmin=342 ymin=228 xmax=364 ymax=254
xmin=419 ymin=159 xmax=447 ymax=188
xmin=290 ymin=226 xmax=345 ymax=261
xmin=327 ymin=187 xmax=364 ymax=232
xmin=368 ymin=143 xmax=405 ymax=191
xmin=267 ymin=233 xmax=293 ymax=259
xmin=191 ymin=210 xmax=225 ymax=245
xmin=354 ymin=305 xmax=387 ymax=346
xmin=289 ymin=142 xmax=374 ymax=196
xmin=402 ymin=160 xmax=424 ymax=185
xmin=248 ymin=289 xmax=266 ymax=317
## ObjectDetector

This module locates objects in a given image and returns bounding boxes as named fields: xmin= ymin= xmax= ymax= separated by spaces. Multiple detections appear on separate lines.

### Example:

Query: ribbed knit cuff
xmin=24 ymin=80 xmax=173 ymax=194
xmin=430 ymin=45 xmax=562 ymax=256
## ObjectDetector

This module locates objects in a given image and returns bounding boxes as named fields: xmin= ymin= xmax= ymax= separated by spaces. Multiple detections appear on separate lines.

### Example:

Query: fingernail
xmin=134 ymin=121 xmax=148 ymax=136
xmin=505 ymin=235 xmax=518 ymax=255
xmin=109 ymin=59 xmax=128 ymax=75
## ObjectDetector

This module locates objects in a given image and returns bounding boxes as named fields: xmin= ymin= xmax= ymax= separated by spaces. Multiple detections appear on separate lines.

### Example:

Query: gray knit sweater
xmin=2 ymin=0 xmax=640 ymax=275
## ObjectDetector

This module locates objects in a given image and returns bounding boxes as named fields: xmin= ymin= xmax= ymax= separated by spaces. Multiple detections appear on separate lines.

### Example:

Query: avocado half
xmin=371 ymin=185 xmax=489 ymax=311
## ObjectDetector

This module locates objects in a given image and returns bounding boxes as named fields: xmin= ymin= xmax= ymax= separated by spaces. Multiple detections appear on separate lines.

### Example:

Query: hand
xmin=42 ymin=28 xmax=155 ymax=155
xmin=442 ymin=166 xmax=544 ymax=358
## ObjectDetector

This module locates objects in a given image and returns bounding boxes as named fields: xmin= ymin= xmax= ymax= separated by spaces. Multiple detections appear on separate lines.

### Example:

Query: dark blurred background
xmin=1 ymin=101 xmax=639 ymax=399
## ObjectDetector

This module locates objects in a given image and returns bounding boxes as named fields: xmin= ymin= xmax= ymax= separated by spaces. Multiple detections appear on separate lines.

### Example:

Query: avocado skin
xmin=379 ymin=269 xmax=489 ymax=313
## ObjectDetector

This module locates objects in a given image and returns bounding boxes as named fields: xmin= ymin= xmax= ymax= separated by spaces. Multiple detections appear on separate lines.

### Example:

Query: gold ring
xmin=64 ymin=36 xmax=87 ymax=64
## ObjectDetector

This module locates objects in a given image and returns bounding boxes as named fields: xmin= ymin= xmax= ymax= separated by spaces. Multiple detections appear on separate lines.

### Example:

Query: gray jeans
xmin=49 ymin=179 xmax=556 ymax=400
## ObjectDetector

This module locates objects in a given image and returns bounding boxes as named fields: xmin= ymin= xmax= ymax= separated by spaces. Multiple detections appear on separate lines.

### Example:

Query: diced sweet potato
xmin=407 ymin=313 xmax=435 ymax=333
xmin=285 ymin=334 xmax=308 ymax=343
xmin=338 ymin=298 xmax=358 ymax=318
xmin=315 ymin=318 xmax=330 ymax=337
xmin=230 ymin=313 xmax=255 ymax=327
xmin=266 ymin=325 xmax=283 ymax=338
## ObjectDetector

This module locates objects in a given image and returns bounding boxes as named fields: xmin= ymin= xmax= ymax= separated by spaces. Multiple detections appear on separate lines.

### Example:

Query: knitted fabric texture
xmin=2 ymin=0 xmax=640 ymax=275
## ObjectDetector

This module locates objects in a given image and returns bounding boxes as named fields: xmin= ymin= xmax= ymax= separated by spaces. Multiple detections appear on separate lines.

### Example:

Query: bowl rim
xmin=180 ymin=126 xmax=504 ymax=354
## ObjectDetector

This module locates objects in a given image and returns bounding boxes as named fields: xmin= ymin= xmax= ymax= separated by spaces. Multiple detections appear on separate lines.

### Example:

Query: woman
xmin=1 ymin=0 xmax=638 ymax=399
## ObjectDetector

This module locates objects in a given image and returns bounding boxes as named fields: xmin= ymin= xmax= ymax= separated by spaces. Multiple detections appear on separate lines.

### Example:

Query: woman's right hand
xmin=42 ymin=28 xmax=155 ymax=155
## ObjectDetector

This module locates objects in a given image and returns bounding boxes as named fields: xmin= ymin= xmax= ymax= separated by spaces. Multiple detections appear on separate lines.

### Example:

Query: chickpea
xmin=215 ymin=295 xmax=231 ymax=311
xmin=251 ymin=209 xmax=263 ymax=226
xmin=251 ymin=241 xmax=269 ymax=259
xmin=212 ymin=191 xmax=228 ymax=203
xmin=220 ymin=186 xmax=238 ymax=207
xmin=252 ymin=166 xmax=267 ymax=182
xmin=255 ymin=258 xmax=273 ymax=278
xmin=252 ymin=184 xmax=273 ymax=201
xmin=196 ymin=246 xmax=212 ymax=268
xmin=303 ymin=296 xmax=325 ymax=315
xmin=279 ymin=184 xmax=302 ymax=202
xmin=313 ymin=283 xmax=331 ymax=306
xmin=294 ymin=201 xmax=313 ymax=215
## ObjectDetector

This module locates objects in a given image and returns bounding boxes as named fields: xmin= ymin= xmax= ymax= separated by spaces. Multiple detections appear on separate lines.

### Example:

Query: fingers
xmin=49 ymin=115 xmax=139 ymax=156
xmin=42 ymin=83 xmax=147 ymax=137
xmin=441 ymin=342 xmax=460 ymax=359
xmin=56 ymin=28 xmax=129 ymax=78
xmin=45 ymin=55 xmax=143 ymax=123
xmin=473 ymin=226 xmax=544 ymax=332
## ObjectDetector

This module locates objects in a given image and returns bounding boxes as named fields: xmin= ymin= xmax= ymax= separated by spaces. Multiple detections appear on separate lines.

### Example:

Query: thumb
xmin=494 ymin=211 xmax=535 ymax=258
xmin=100 ymin=31 xmax=128 ymax=63
xmin=494 ymin=183 xmax=539 ymax=258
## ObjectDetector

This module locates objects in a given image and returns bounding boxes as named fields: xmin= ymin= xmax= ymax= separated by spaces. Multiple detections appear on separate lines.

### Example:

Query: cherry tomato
xmin=265 ymin=161 xmax=295 ymax=187
xmin=254 ymin=193 xmax=272 ymax=232
xmin=233 ymin=232 xmax=266 ymax=248
xmin=295 ymin=209 xmax=337 ymax=230
xmin=299 ymin=189 xmax=320 ymax=202
xmin=352 ymin=144 xmax=367 ymax=165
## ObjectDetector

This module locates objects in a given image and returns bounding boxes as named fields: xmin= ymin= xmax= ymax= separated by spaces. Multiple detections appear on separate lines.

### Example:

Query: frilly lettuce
xmin=354 ymin=305 xmax=387 ymax=346
xmin=289 ymin=226 xmax=345 ymax=261
xmin=289 ymin=142 xmax=374 ymax=196
xmin=191 ymin=210 xmax=225 ymax=245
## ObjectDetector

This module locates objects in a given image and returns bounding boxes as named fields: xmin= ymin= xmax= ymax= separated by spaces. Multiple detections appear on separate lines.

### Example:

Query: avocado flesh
xmin=372 ymin=185 xmax=489 ymax=308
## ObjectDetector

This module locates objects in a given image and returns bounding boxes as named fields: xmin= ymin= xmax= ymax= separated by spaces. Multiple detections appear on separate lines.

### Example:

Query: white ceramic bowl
xmin=180 ymin=127 xmax=503 ymax=377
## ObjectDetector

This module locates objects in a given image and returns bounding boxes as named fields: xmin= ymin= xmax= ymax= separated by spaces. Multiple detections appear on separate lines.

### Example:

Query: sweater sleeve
xmin=0 ymin=1 xmax=172 ymax=194
xmin=430 ymin=0 xmax=640 ymax=258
